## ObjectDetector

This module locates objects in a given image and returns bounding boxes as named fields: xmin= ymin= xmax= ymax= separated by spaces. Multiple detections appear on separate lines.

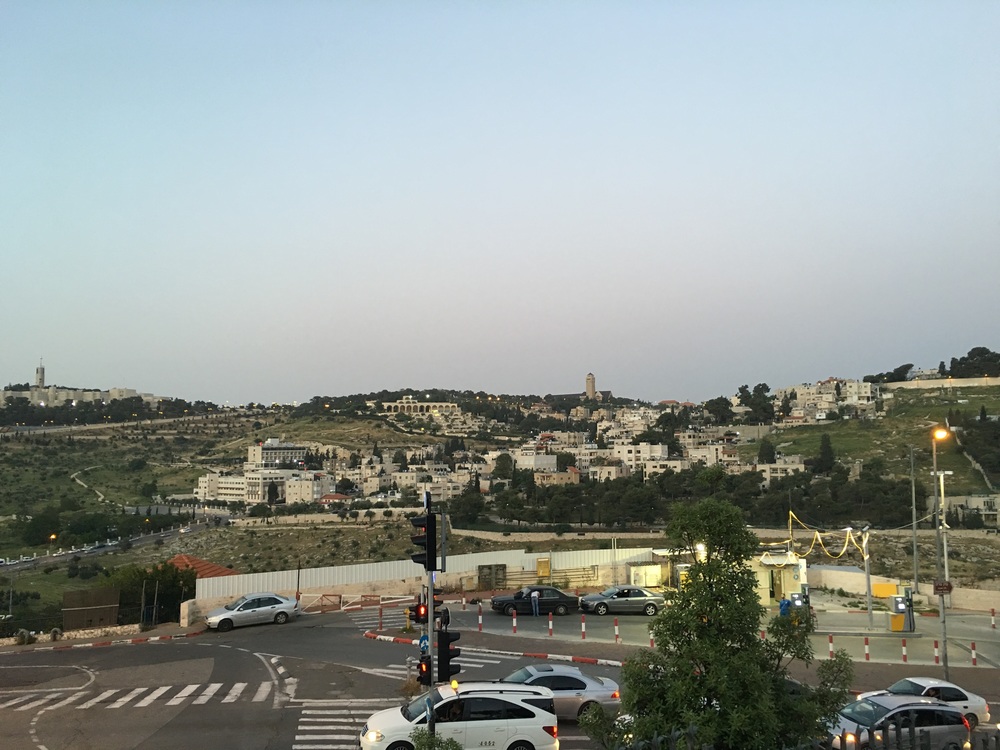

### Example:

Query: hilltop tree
xmin=703 ymin=396 xmax=735 ymax=424
xmin=812 ymin=434 xmax=836 ymax=474
xmin=587 ymin=499 xmax=852 ymax=750
xmin=756 ymin=438 xmax=777 ymax=464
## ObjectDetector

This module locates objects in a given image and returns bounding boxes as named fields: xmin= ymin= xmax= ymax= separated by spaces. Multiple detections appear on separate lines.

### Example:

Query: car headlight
xmin=363 ymin=729 xmax=384 ymax=743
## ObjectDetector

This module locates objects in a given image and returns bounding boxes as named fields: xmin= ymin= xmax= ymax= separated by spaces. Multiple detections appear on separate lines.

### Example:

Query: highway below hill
xmin=2 ymin=604 xmax=1000 ymax=750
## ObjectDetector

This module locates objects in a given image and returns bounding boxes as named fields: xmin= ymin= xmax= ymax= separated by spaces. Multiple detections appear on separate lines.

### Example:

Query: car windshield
xmin=839 ymin=699 xmax=891 ymax=728
xmin=600 ymin=587 xmax=620 ymax=597
xmin=402 ymin=688 xmax=445 ymax=722
xmin=518 ymin=587 xmax=534 ymax=597
xmin=503 ymin=667 xmax=533 ymax=684
xmin=225 ymin=596 xmax=249 ymax=611
xmin=885 ymin=679 xmax=923 ymax=695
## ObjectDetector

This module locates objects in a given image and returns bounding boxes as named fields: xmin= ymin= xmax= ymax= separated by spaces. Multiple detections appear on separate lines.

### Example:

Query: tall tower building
xmin=35 ymin=360 xmax=45 ymax=389
xmin=585 ymin=372 xmax=596 ymax=400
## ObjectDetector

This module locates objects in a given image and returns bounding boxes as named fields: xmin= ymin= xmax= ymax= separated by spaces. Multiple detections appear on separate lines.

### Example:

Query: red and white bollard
xmin=902 ymin=638 xmax=908 ymax=663
xmin=478 ymin=603 xmax=483 ymax=632
xmin=828 ymin=634 xmax=834 ymax=659
xmin=548 ymin=613 xmax=553 ymax=637
xmin=512 ymin=611 xmax=517 ymax=634
xmin=378 ymin=606 xmax=383 ymax=631
xmin=614 ymin=618 xmax=621 ymax=644
xmin=972 ymin=642 xmax=977 ymax=667
xmin=581 ymin=614 xmax=587 ymax=640
xmin=992 ymin=609 xmax=996 ymax=630
xmin=934 ymin=640 xmax=940 ymax=665
xmin=462 ymin=596 xmax=467 ymax=611
xmin=864 ymin=637 xmax=870 ymax=661
xmin=650 ymin=632 xmax=655 ymax=649
xmin=760 ymin=629 xmax=766 ymax=640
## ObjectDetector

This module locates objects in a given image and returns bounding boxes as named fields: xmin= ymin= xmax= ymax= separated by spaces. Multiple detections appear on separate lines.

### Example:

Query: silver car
xmin=829 ymin=694 xmax=971 ymax=750
xmin=859 ymin=677 xmax=991 ymax=730
xmin=579 ymin=585 xmax=665 ymax=616
xmin=500 ymin=664 xmax=621 ymax=720
xmin=204 ymin=592 xmax=300 ymax=632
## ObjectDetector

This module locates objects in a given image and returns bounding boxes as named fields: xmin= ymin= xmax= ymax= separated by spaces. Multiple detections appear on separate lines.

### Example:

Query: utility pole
xmin=910 ymin=447 xmax=919 ymax=594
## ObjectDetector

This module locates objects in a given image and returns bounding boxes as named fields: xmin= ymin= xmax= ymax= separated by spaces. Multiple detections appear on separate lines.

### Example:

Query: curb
xmin=0 ymin=630 xmax=204 ymax=656
xmin=363 ymin=631 xmax=623 ymax=667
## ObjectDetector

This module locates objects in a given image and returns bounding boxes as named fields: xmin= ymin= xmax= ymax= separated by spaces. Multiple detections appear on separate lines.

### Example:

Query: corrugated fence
xmin=195 ymin=547 xmax=654 ymax=600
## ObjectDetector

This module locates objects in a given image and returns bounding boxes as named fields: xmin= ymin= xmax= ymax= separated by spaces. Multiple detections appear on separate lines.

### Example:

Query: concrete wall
xmin=808 ymin=567 xmax=1000 ymax=612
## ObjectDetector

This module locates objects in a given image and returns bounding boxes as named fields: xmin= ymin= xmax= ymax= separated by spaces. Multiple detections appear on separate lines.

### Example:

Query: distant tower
xmin=585 ymin=372 xmax=596 ymax=400
xmin=35 ymin=359 xmax=45 ymax=389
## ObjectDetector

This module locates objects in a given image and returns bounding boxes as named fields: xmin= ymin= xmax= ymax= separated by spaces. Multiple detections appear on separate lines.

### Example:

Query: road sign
xmin=419 ymin=634 xmax=429 ymax=653
xmin=933 ymin=580 xmax=953 ymax=595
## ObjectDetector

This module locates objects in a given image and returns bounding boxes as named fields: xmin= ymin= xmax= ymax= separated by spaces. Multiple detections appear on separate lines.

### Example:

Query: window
xmin=466 ymin=697 xmax=508 ymax=721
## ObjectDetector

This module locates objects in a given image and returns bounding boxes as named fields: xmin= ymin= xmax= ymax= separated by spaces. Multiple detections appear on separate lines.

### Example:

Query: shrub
xmin=15 ymin=629 xmax=37 ymax=646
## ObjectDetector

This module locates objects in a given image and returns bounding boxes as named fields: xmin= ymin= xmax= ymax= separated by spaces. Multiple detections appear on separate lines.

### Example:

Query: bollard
xmin=378 ymin=606 xmax=383 ymax=631
xmin=902 ymin=638 xmax=907 ymax=663
xmin=581 ymin=614 xmax=586 ymax=640
xmin=614 ymin=617 xmax=620 ymax=644
xmin=760 ymin=629 xmax=766 ymax=640
xmin=548 ymin=613 xmax=553 ymax=637
xmin=972 ymin=642 xmax=977 ymax=667
xmin=512 ymin=611 xmax=517 ymax=634
xmin=650 ymin=632 xmax=655 ymax=649
xmin=828 ymin=634 xmax=834 ymax=660
xmin=864 ymin=636 xmax=870 ymax=662
xmin=934 ymin=640 xmax=940 ymax=665
xmin=462 ymin=596 xmax=467 ymax=612
xmin=993 ymin=609 xmax=996 ymax=630
xmin=478 ymin=602 xmax=483 ymax=632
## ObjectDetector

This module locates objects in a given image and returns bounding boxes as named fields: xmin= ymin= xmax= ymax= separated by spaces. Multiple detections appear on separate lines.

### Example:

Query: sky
xmin=2 ymin=2 xmax=998 ymax=407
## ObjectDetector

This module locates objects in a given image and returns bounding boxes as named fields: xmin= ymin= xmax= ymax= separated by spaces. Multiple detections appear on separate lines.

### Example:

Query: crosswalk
xmin=289 ymin=697 xmax=401 ymax=750
xmin=0 ymin=680 xmax=277 ymax=712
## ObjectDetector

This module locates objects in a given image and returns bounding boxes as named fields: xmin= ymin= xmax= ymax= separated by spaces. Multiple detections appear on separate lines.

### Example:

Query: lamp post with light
xmin=48 ymin=533 xmax=57 ymax=557
xmin=931 ymin=426 xmax=951 ymax=680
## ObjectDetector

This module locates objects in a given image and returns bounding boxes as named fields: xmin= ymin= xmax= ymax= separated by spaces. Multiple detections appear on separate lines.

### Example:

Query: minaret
xmin=585 ymin=372 xmax=596 ymax=400
xmin=35 ymin=359 xmax=45 ymax=389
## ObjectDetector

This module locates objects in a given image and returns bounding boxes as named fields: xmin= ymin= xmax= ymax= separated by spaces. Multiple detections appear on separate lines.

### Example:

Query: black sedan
xmin=579 ymin=585 xmax=665 ymax=616
xmin=490 ymin=585 xmax=580 ymax=616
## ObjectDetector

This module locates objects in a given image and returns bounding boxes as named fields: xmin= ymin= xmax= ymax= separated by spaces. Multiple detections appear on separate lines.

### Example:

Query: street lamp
xmin=931 ymin=426 xmax=951 ymax=680
xmin=48 ymin=533 xmax=57 ymax=556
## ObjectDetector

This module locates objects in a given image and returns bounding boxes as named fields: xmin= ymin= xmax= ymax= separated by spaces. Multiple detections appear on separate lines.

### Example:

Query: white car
xmin=859 ymin=677 xmax=990 ymax=729
xmin=204 ymin=593 xmax=300 ymax=632
xmin=360 ymin=682 xmax=558 ymax=750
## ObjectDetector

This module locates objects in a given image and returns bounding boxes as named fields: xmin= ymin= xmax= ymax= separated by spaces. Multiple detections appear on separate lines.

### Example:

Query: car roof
xmin=861 ymin=695 xmax=954 ymax=711
xmin=521 ymin=664 xmax=584 ymax=676
xmin=452 ymin=682 xmax=554 ymax=698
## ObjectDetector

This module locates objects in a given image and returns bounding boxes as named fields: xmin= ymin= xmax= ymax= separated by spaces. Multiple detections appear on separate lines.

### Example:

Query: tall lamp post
xmin=931 ymin=427 xmax=951 ymax=680
xmin=909 ymin=447 xmax=919 ymax=594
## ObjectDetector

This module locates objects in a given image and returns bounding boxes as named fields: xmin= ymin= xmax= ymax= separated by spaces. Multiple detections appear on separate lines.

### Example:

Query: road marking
xmin=295 ymin=735 xmax=356 ymax=741
xmin=135 ymin=686 xmax=172 ymax=707
xmin=45 ymin=692 xmax=89 ymax=710
xmin=221 ymin=682 xmax=247 ymax=703
xmin=192 ymin=683 xmax=222 ymax=704
xmin=15 ymin=693 xmax=65 ymax=711
xmin=166 ymin=684 xmax=199 ymax=706
xmin=109 ymin=688 xmax=147 ymax=708
xmin=252 ymin=681 xmax=273 ymax=702
xmin=0 ymin=694 xmax=37 ymax=709
xmin=78 ymin=690 xmax=120 ymax=709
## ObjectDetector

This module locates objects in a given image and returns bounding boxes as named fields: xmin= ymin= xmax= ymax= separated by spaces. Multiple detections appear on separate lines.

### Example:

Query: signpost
xmin=933 ymin=580 xmax=953 ymax=596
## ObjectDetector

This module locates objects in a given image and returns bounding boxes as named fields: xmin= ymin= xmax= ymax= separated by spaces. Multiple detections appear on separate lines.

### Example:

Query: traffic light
xmin=413 ymin=594 xmax=428 ymax=625
xmin=436 ymin=629 xmax=461 ymax=681
xmin=417 ymin=654 xmax=432 ymax=686
xmin=431 ymin=588 xmax=445 ymax=625
xmin=410 ymin=514 xmax=438 ymax=571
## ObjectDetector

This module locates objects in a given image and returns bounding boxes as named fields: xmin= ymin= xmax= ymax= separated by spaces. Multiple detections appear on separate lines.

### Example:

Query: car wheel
xmin=504 ymin=604 xmax=517 ymax=617
xmin=577 ymin=701 xmax=599 ymax=719
xmin=216 ymin=619 xmax=233 ymax=633
xmin=595 ymin=603 xmax=609 ymax=616
xmin=274 ymin=612 xmax=289 ymax=625
xmin=386 ymin=742 xmax=413 ymax=750
xmin=964 ymin=714 xmax=979 ymax=730
xmin=644 ymin=603 xmax=658 ymax=616
xmin=555 ymin=604 xmax=568 ymax=616
xmin=506 ymin=741 xmax=534 ymax=750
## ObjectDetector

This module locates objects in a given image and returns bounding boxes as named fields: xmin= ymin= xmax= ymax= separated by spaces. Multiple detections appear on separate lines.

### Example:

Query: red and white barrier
xmin=864 ymin=637 xmax=870 ymax=661
xmin=902 ymin=638 xmax=908 ymax=663
xmin=934 ymin=640 xmax=940 ymax=665
xmin=378 ymin=606 xmax=383 ymax=631
xmin=614 ymin=618 xmax=620 ymax=644
xmin=478 ymin=603 xmax=483 ymax=632
xmin=992 ymin=609 xmax=996 ymax=630
xmin=581 ymin=614 xmax=586 ymax=640
xmin=760 ymin=629 xmax=766 ymax=640
xmin=512 ymin=611 xmax=517 ymax=634
xmin=650 ymin=632 xmax=655 ymax=649
xmin=972 ymin=641 xmax=977 ymax=667
xmin=828 ymin=634 xmax=834 ymax=659
xmin=548 ymin=613 xmax=553 ymax=637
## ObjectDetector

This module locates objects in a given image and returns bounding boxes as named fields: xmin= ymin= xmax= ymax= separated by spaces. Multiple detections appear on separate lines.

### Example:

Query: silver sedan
xmin=204 ymin=592 xmax=300 ymax=632
xmin=579 ymin=585 xmax=665 ymax=616
xmin=858 ymin=677 xmax=991 ymax=729
xmin=500 ymin=664 xmax=620 ymax=720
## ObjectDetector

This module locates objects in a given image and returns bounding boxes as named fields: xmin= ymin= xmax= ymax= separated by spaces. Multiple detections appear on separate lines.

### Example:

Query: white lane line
xmin=109 ymin=688 xmax=147 ymax=708
xmin=46 ymin=692 xmax=89 ymax=710
xmin=295 ymin=735 xmax=357 ymax=741
xmin=15 ymin=693 xmax=65 ymax=711
xmin=135 ymin=686 xmax=172 ymax=707
xmin=77 ymin=690 xmax=120 ymax=709
xmin=221 ymin=682 xmax=247 ymax=703
xmin=166 ymin=684 xmax=199 ymax=706
xmin=252 ymin=681 xmax=273 ymax=702
xmin=192 ymin=683 xmax=222 ymax=704
xmin=0 ymin=694 xmax=37 ymax=709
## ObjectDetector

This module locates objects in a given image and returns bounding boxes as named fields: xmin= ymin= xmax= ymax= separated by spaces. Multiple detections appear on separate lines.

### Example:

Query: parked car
xmin=360 ymin=681 xmax=558 ymax=750
xmin=490 ymin=586 xmax=580 ymax=617
xmin=204 ymin=592 xmax=299 ymax=632
xmin=499 ymin=664 xmax=620 ymax=720
xmin=829 ymin=694 xmax=971 ymax=750
xmin=579 ymin=586 xmax=665 ymax=616
xmin=859 ymin=677 xmax=990 ymax=729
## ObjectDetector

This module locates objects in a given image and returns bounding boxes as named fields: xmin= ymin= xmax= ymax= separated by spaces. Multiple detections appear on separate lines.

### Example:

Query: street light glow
xmin=933 ymin=427 xmax=950 ymax=441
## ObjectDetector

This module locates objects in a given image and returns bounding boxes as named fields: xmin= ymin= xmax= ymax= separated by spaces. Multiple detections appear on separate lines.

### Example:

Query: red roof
xmin=167 ymin=554 xmax=239 ymax=579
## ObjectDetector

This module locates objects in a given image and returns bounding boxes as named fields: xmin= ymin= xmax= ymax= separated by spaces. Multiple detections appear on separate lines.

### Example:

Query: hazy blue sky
xmin=3 ymin=2 xmax=998 ymax=406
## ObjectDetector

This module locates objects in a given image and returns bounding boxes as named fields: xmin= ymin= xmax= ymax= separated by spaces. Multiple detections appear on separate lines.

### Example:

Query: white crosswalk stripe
xmin=291 ymin=698 xmax=401 ymax=750
xmin=0 ymin=681 xmax=277 ymax=712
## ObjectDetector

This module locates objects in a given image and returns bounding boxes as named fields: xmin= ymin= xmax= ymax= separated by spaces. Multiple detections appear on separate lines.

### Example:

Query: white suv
xmin=360 ymin=682 xmax=558 ymax=750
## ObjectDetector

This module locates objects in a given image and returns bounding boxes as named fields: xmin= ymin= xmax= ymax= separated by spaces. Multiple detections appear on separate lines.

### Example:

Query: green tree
xmin=814 ymin=433 xmax=836 ymax=474
xmin=492 ymin=453 xmax=514 ymax=481
xmin=756 ymin=438 xmax=776 ymax=464
xmin=609 ymin=499 xmax=851 ymax=749
xmin=703 ymin=396 xmax=734 ymax=424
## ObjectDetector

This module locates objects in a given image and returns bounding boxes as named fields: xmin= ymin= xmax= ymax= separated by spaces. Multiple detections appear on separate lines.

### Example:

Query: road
xmin=2 ymin=603 xmax=999 ymax=750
